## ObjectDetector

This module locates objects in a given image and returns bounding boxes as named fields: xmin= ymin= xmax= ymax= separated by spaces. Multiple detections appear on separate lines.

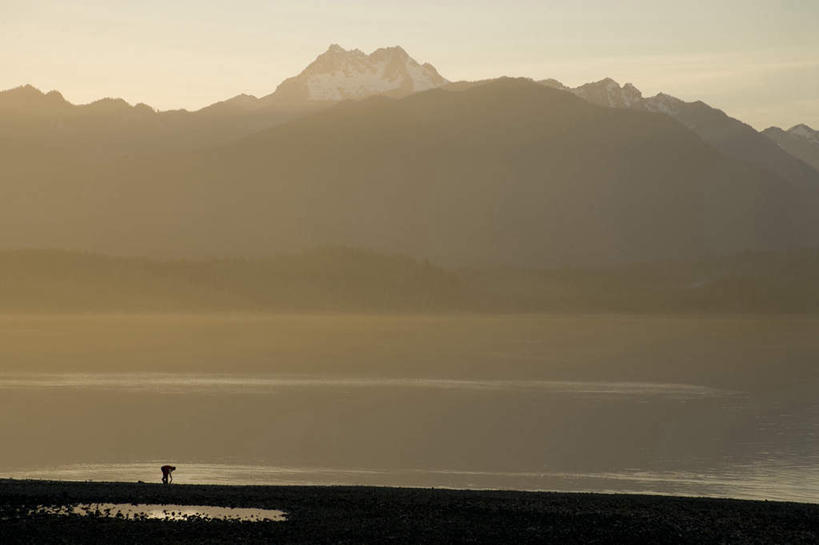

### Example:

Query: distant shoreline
xmin=3 ymin=247 xmax=819 ymax=315
xmin=3 ymin=479 xmax=817 ymax=544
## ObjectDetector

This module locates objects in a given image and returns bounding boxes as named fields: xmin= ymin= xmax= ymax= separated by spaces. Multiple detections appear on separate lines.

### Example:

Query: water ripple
xmin=0 ymin=373 xmax=733 ymax=397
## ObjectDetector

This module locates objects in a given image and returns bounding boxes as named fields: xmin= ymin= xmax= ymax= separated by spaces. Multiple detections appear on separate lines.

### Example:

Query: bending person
xmin=161 ymin=465 xmax=176 ymax=485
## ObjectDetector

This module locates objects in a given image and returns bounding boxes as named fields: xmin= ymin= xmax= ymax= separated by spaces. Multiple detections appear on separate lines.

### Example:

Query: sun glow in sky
xmin=2 ymin=0 xmax=818 ymax=129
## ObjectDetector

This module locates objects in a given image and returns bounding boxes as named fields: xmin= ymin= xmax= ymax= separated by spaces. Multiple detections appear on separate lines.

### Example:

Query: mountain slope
xmin=550 ymin=78 xmax=819 ymax=193
xmin=763 ymin=124 xmax=819 ymax=173
xmin=0 ymin=45 xmax=448 ymax=158
xmin=5 ymin=78 xmax=815 ymax=267
xmin=0 ymin=84 xmax=317 ymax=157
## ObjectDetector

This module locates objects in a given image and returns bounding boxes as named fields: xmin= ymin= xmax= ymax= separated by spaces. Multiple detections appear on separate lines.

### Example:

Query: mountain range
xmin=542 ymin=78 xmax=819 ymax=196
xmin=762 ymin=124 xmax=819 ymax=173
xmin=1 ymin=45 xmax=818 ymax=268
xmin=0 ymin=45 xmax=445 ymax=155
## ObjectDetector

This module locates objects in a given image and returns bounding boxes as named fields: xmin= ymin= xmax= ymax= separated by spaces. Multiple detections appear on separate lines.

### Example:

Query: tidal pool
xmin=34 ymin=503 xmax=287 ymax=522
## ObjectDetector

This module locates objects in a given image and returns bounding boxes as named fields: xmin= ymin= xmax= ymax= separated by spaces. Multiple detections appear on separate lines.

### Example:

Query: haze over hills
xmin=0 ymin=248 xmax=465 ymax=312
xmin=0 ymin=83 xmax=309 ymax=156
xmin=763 ymin=124 xmax=819 ymax=173
xmin=3 ymin=78 xmax=817 ymax=267
xmin=5 ymin=0 xmax=819 ymax=518
xmin=3 ymin=43 xmax=814 ymax=177
xmin=0 ymin=45 xmax=447 ymax=156
xmin=0 ymin=85 xmax=331 ymax=157
xmin=4 ymin=247 xmax=819 ymax=314
xmin=196 ymin=45 xmax=447 ymax=116
xmin=2 ymin=45 xmax=819 ymax=270
xmin=542 ymin=78 xmax=819 ymax=187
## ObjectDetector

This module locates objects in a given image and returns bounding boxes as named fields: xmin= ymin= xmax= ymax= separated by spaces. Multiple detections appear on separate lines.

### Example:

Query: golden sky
xmin=2 ymin=0 xmax=818 ymax=129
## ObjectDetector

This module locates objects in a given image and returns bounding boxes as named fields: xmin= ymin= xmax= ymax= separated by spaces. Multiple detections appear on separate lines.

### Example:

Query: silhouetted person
xmin=161 ymin=465 xmax=176 ymax=485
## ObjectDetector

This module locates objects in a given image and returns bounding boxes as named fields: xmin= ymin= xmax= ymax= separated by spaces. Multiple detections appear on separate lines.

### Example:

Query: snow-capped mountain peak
xmin=550 ymin=78 xmax=684 ymax=116
xmin=571 ymin=78 xmax=644 ymax=109
xmin=542 ymin=75 xmax=819 ymax=186
xmin=271 ymin=44 xmax=449 ymax=103
xmin=642 ymin=92 xmax=685 ymax=116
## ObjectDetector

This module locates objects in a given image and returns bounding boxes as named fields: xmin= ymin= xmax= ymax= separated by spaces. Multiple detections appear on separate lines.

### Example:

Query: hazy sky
xmin=2 ymin=0 xmax=817 ymax=129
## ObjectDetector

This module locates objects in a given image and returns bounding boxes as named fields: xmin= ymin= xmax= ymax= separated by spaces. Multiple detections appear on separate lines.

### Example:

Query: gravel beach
xmin=1 ymin=479 xmax=817 ymax=544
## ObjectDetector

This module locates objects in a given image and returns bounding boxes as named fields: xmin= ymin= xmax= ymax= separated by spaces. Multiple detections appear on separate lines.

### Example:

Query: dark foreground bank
xmin=1 ymin=479 xmax=818 ymax=544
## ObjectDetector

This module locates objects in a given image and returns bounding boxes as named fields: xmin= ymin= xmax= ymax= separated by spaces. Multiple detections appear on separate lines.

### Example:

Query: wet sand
xmin=1 ymin=479 xmax=817 ymax=544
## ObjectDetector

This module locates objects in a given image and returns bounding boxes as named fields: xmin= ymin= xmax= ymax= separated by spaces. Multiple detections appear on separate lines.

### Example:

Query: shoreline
xmin=2 ymin=479 xmax=818 ymax=544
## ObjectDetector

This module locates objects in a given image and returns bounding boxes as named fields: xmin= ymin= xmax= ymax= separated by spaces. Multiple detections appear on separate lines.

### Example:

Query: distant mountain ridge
xmin=272 ymin=44 xmax=448 ymax=102
xmin=4 ymin=48 xmax=813 ymax=162
xmin=540 ymin=77 xmax=819 ymax=189
xmin=5 ymin=247 xmax=819 ymax=314
xmin=0 ymin=46 xmax=448 ymax=114
xmin=0 ymin=45 xmax=448 ymax=156
xmin=763 ymin=124 xmax=819 ymax=172
xmin=0 ymin=83 xmax=321 ymax=156
xmin=789 ymin=124 xmax=819 ymax=144
xmin=200 ymin=44 xmax=448 ymax=112
xmin=4 ymin=47 xmax=813 ymax=174
xmin=2 ymin=48 xmax=819 ymax=269
xmin=0 ymin=84 xmax=156 ymax=118
xmin=4 ymin=78 xmax=815 ymax=267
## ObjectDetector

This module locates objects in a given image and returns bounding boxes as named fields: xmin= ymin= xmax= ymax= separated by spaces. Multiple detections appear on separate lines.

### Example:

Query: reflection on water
xmin=33 ymin=502 xmax=286 ymax=522
xmin=0 ymin=373 xmax=732 ymax=398
xmin=0 ymin=372 xmax=816 ymax=504
xmin=10 ymin=461 xmax=819 ymax=504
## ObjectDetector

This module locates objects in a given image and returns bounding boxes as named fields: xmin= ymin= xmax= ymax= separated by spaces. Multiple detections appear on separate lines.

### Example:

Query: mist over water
xmin=2 ymin=314 xmax=818 ymax=503
xmin=4 ymin=9 xmax=819 ymax=545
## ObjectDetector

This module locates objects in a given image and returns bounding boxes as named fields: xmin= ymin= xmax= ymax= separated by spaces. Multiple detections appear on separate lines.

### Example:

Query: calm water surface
xmin=2 ymin=371 xmax=817 ymax=503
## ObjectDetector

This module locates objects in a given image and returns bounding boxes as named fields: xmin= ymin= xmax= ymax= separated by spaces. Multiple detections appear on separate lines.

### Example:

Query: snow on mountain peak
xmin=370 ymin=45 xmax=411 ymax=61
xmin=643 ymin=93 xmax=685 ymax=115
xmin=273 ymin=44 xmax=448 ymax=103
xmin=540 ymin=77 xmax=690 ymax=117
xmin=571 ymin=78 xmax=644 ymax=109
